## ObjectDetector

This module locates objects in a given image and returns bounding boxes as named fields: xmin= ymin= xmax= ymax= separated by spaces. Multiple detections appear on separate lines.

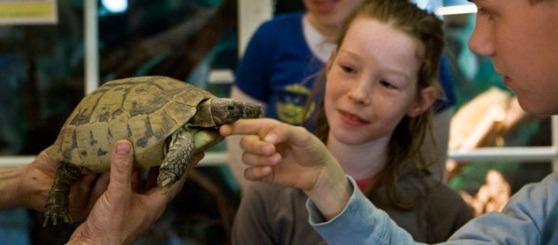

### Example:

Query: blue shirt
xmin=308 ymin=173 xmax=558 ymax=244
xmin=235 ymin=12 xmax=324 ymax=125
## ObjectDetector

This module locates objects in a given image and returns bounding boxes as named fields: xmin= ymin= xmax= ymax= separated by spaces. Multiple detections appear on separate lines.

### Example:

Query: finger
xmin=240 ymin=135 xmax=276 ymax=156
xmin=89 ymin=173 xmax=110 ymax=210
xmin=71 ymin=174 xmax=95 ymax=200
xmin=242 ymin=151 xmax=282 ymax=166
xmin=68 ymin=174 xmax=96 ymax=220
xmin=130 ymin=168 xmax=142 ymax=191
xmin=260 ymin=123 xmax=308 ymax=146
xmin=108 ymin=140 xmax=134 ymax=193
xmin=145 ymin=167 xmax=159 ymax=189
xmin=219 ymin=118 xmax=280 ymax=137
xmin=244 ymin=166 xmax=273 ymax=181
xmin=35 ymin=148 xmax=59 ymax=174
xmin=223 ymin=118 xmax=308 ymax=148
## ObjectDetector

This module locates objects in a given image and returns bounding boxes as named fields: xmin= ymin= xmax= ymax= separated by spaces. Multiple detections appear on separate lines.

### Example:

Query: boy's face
xmin=468 ymin=0 xmax=558 ymax=116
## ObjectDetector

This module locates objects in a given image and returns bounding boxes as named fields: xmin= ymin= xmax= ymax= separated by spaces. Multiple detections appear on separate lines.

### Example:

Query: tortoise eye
xmin=227 ymin=105 xmax=235 ymax=111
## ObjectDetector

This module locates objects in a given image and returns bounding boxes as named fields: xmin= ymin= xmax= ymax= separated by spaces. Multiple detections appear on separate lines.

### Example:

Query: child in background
xmin=227 ymin=0 xmax=456 ymax=188
xmin=226 ymin=0 xmax=472 ymax=244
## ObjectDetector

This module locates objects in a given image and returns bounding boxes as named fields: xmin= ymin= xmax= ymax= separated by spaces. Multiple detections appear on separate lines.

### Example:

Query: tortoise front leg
xmin=43 ymin=161 xmax=82 ymax=226
xmin=158 ymin=128 xmax=195 ymax=190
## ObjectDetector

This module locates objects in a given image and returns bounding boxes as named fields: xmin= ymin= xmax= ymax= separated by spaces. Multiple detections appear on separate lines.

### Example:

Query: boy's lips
xmin=338 ymin=109 xmax=369 ymax=126
xmin=503 ymin=75 xmax=511 ymax=86
xmin=494 ymin=68 xmax=511 ymax=86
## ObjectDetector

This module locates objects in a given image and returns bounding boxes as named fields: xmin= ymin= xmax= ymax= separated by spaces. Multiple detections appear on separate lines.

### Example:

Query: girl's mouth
xmin=339 ymin=110 xmax=368 ymax=126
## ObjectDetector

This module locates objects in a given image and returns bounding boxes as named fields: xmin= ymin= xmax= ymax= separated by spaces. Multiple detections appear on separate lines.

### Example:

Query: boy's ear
xmin=407 ymin=85 xmax=437 ymax=117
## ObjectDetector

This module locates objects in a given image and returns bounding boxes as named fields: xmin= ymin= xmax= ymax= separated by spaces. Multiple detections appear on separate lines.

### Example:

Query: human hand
xmin=220 ymin=118 xmax=351 ymax=219
xmin=220 ymin=118 xmax=334 ymax=190
xmin=67 ymin=140 xmax=201 ymax=245
xmin=12 ymin=148 xmax=97 ymax=221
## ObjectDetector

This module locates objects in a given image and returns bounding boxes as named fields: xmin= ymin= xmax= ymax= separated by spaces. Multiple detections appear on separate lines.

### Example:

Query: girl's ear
xmin=407 ymin=85 xmax=437 ymax=117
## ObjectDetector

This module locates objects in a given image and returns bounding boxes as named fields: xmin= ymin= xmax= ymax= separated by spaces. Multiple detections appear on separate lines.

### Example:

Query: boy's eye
xmin=477 ymin=7 xmax=493 ymax=20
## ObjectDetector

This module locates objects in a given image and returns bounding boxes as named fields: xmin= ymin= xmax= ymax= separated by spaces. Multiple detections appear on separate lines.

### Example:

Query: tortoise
xmin=43 ymin=76 xmax=261 ymax=226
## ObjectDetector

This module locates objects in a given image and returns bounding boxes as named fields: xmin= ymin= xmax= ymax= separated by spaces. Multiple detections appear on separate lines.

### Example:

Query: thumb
xmin=109 ymin=140 xmax=134 ymax=192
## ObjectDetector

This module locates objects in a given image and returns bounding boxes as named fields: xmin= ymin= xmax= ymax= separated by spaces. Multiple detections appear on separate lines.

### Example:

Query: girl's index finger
xmin=219 ymin=118 xmax=281 ymax=137
xmin=220 ymin=118 xmax=312 ymax=150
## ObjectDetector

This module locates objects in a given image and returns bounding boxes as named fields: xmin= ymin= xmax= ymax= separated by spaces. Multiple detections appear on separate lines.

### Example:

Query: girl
xmin=228 ymin=0 xmax=456 ymax=188
xmin=226 ymin=0 xmax=472 ymax=244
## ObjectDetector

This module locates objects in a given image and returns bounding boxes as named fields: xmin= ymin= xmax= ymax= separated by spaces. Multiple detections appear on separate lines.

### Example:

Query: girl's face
xmin=325 ymin=18 xmax=435 ymax=146
xmin=304 ymin=0 xmax=366 ymax=29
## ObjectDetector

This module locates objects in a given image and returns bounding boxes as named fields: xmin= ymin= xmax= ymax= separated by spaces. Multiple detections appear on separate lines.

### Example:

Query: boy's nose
xmin=468 ymin=16 xmax=496 ymax=57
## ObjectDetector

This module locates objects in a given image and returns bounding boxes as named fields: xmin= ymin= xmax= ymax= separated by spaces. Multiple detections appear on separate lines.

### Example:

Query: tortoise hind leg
xmin=43 ymin=161 xmax=82 ymax=226
xmin=158 ymin=128 xmax=195 ymax=190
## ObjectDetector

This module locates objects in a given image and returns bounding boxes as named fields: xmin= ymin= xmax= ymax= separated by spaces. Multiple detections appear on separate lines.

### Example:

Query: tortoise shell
xmin=46 ymin=76 xmax=216 ymax=172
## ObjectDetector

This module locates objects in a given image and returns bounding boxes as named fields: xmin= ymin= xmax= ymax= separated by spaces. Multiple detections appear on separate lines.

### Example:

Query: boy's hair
xmin=306 ymin=0 xmax=445 ymax=209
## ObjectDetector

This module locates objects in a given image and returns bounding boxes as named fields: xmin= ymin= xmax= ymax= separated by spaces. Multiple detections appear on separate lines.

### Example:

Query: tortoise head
xmin=193 ymin=98 xmax=262 ymax=127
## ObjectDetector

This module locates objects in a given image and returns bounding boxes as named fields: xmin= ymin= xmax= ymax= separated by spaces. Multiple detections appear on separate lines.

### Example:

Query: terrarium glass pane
xmin=0 ymin=0 xmax=85 ymax=156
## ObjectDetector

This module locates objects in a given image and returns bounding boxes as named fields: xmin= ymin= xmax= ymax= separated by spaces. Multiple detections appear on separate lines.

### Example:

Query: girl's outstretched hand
xmin=220 ymin=118 xmax=351 ymax=219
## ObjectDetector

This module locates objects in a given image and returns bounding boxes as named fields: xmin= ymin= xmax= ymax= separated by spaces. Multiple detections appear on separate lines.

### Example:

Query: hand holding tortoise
xmin=67 ymin=140 xmax=202 ymax=245
xmin=43 ymin=76 xmax=261 ymax=225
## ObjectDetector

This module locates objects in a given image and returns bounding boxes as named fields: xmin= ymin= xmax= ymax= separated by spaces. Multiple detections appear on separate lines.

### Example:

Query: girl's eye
xmin=380 ymin=80 xmax=396 ymax=89
xmin=340 ymin=65 xmax=355 ymax=74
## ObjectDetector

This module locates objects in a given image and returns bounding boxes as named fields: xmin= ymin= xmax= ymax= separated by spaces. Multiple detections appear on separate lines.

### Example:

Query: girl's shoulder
xmin=421 ymin=179 xmax=474 ymax=220
xmin=402 ymin=174 xmax=470 ymax=210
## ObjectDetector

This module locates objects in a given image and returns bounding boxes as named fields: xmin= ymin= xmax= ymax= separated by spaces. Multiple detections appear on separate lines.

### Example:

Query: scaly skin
xmin=43 ymin=162 xmax=82 ymax=226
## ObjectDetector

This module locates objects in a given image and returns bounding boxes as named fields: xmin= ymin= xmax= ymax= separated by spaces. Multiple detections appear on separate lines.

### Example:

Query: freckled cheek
xmin=323 ymin=87 xmax=337 ymax=116
xmin=370 ymin=98 xmax=408 ymax=122
xmin=324 ymin=80 xmax=348 ymax=102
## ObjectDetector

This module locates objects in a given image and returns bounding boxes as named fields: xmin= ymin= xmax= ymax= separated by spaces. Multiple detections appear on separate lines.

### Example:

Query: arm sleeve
xmin=307 ymin=176 xmax=425 ymax=245
xmin=305 ymin=173 xmax=557 ymax=245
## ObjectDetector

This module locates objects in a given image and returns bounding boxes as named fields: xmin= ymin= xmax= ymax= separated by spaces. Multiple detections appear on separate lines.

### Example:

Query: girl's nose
xmin=347 ymin=79 xmax=370 ymax=105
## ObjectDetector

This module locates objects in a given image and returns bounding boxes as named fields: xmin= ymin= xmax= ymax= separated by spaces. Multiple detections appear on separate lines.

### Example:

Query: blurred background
xmin=0 ymin=0 xmax=554 ymax=244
